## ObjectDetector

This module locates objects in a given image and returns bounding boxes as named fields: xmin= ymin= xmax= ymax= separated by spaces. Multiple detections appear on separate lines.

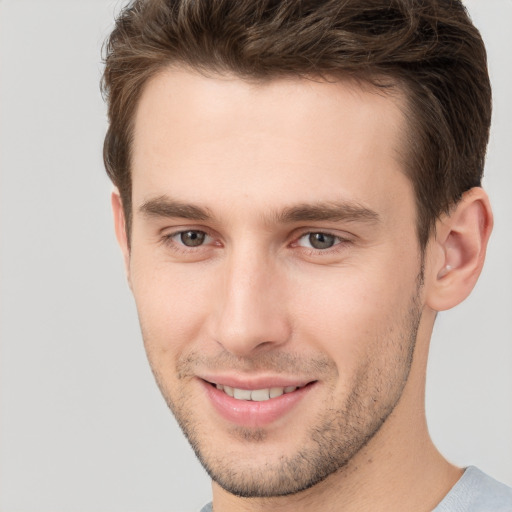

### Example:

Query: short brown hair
xmin=102 ymin=0 xmax=491 ymax=249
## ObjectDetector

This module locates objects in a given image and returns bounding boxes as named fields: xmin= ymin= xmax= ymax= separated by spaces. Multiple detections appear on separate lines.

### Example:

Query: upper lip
xmin=199 ymin=374 xmax=315 ymax=390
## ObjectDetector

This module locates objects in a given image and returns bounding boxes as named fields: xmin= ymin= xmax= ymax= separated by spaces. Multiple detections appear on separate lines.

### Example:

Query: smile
xmin=214 ymin=383 xmax=305 ymax=401
xmin=201 ymin=378 xmax=317 ymax=427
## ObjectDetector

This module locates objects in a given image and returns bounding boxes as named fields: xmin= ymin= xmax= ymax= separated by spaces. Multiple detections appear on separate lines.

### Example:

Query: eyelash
xmin=160 ymin=229 xmax=352 ymax=256
xmin=161 ymin=230 xmax=215 ymax=254
xmin=293 ymin=232 xmax=352 ymax=255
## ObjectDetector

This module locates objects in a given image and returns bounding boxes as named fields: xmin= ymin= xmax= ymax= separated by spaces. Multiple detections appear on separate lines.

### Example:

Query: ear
xmin=111 ymin=188 xmax=132 ymax=287
xmin=426 ymin=187 xmax=493 ymax=311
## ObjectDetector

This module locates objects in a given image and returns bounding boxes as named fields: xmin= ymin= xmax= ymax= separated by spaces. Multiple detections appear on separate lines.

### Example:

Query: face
xmin=122 ymin=69 xmax=427 ymax=497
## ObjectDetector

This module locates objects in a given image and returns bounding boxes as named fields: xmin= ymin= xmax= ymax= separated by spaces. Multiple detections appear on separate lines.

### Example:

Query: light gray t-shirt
xmin=433 ymin=466 xmax=512 ymax=511
xmin=199 ymin=467 xmax=512 ymax=511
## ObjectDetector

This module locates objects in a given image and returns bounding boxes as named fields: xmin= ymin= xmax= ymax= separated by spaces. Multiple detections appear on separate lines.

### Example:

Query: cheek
xmin=129 ymin=252 xmax=214 ymax=362
xmin=290 ymin=261 xmax=418 ymax=365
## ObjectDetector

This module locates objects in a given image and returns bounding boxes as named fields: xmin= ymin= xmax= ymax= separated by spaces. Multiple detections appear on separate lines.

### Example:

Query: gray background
xmin=0 ymin=1 xmax=510 ymax=511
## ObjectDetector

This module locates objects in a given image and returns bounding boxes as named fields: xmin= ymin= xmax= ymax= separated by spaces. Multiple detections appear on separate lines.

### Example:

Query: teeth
xmin=269 ymin=387 xmax=284 ymax=398
xmin=215 ymin=384 xmax=300 ymax=401
xmin=250 ymin=389 xmax=270 ymax=402
xmin=233 ymin=388 xmax=252 ymax=400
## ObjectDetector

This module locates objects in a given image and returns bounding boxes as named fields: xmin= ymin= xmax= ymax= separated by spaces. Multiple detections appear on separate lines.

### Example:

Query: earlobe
xmin=426 ymin=187 xmax=493 ymax=312
xmin=111 ymin=188 xmax=132 ymax=287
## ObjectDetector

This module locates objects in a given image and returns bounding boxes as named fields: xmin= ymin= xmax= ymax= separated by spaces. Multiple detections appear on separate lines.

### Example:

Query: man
xmin=101 ymin=0 xmax=512 ymax=510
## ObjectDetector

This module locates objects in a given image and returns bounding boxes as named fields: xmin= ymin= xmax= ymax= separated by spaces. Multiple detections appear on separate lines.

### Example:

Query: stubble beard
xmin=145 ymin=275 xmax=424 ymax=498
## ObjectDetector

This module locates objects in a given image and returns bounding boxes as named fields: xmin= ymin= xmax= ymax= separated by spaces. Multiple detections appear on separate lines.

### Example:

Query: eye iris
xmin=309 ymin=232 xmax=335 ymax=249
xmin=180 ymin=231 xmax=205 ymax=247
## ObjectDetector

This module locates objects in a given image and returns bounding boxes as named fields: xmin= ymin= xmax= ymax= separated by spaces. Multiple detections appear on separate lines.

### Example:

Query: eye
xmin=174 ymin=230 xmax=209 ymax=247
xmin=297 ymin=232 xmax=339 ymax=250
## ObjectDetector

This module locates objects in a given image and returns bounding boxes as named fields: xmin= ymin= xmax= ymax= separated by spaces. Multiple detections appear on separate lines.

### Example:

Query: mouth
xmin=210 ymin=382 xmax=309 ymax=402
xmin=200 ymin=378 xmax=316 ymax=428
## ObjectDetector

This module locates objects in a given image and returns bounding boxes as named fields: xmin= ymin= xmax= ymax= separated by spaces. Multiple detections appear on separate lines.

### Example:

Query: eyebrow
xmin=139 ymin=195 xmax=380 ymax=225
xmin=275 ymin=201 xmax=380 ymax=225
xmin=140 ymin=196 xmax=211 ymax=221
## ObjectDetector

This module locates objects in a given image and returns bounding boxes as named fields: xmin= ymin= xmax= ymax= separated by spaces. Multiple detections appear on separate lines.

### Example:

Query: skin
xmin=112 ymin=68 xmax=493 ymax=511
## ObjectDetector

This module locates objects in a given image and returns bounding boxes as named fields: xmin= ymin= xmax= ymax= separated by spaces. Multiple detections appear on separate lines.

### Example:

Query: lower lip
xmin=201 ymin=380 xmax=314 ymax=428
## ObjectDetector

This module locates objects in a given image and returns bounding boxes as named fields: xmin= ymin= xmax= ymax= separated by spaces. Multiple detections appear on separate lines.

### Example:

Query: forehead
xmin=131 ymin=68 xmax=411 ymax=221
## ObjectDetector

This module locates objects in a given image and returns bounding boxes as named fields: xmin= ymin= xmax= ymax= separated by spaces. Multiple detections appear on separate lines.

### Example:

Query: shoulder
xmin=434 ymin=466 xmax=512 ymax=512
xmin=199 ymin=503 xmax=212 ymax=512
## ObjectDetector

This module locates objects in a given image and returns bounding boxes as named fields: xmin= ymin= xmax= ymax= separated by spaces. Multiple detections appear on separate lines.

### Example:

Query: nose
xmin=209 ymin=248 xmax=292 ymax=357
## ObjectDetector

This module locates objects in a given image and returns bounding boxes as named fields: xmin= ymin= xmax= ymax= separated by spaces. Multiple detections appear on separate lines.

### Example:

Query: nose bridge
xmin=212 ymin=243 xmax=290 ymax=355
